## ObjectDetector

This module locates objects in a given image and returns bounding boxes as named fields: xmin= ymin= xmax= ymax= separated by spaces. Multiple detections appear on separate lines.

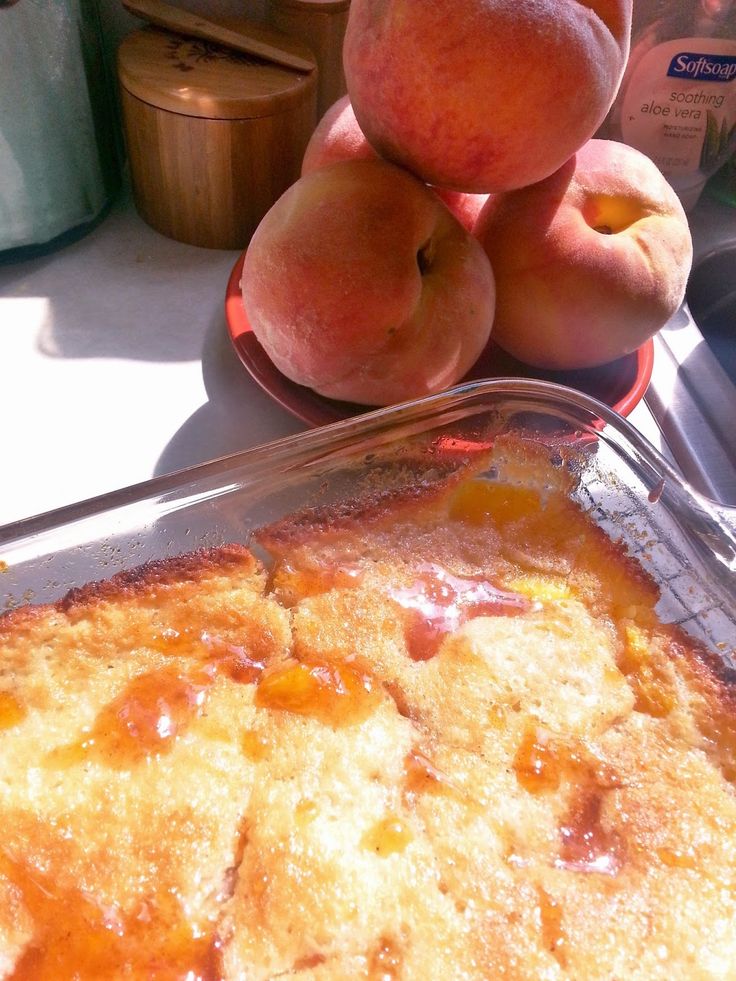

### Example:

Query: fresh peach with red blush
xmin=343 ymin=0 xmax=633 ymax=192
xmin=301 ymin=95 xmax=378 ymax=177
xmin=242 ymin=159 xmax=496 ymax=406
xmin=474 ymin=139 xmax=693 ymax=369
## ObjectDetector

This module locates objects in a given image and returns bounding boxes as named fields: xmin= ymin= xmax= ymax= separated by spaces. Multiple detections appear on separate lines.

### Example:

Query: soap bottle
xmin=603 ymin=0 xmax=736 ymax=211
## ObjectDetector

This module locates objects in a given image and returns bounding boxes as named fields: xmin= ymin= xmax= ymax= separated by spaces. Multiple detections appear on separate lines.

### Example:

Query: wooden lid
xmin=270 ymin=0 xmax=350 ymax=12
xmin=117 ymin=23 xmax=316 ymax=120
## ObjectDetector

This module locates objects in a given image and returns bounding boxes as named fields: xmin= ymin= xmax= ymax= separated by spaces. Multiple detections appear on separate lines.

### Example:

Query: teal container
xmin=0 ymin=0 xmax=120 ymax=255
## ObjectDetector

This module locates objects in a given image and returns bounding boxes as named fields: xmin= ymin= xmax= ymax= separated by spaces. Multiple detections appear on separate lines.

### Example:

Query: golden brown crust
xmin=58 ymin=543 xmax=259 ymax=611
xmin=0 ymin=545 xmax=259 ymax=635
xmin=255 ymin=456 xmax=470 ymax=554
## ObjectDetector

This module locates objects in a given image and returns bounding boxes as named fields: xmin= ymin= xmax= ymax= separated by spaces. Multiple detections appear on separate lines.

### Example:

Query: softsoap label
xmin=620 ymin=37 xmax=736 ymax=179
xmin=666 ymin=51 xmax=736 ymax=82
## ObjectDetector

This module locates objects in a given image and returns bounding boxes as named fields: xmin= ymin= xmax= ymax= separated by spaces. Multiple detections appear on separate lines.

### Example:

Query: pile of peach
xmin=241 ymin=0 xmax=693 ymax=407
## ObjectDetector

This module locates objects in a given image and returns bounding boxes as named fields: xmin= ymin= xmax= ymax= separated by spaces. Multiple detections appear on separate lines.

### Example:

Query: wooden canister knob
xmin=266 ymin=0 xmax=350 ymax=122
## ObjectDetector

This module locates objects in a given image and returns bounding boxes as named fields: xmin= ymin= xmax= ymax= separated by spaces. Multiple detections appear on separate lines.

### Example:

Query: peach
xmin=432 ymin=187 xmax=490 ymax=235
xmin=302 ymin=96 xmax=489 ymax=232
xmin=343 ymin=0 xmax=632 ymax=193
xmin=473 ymin=139 xmax=693 ymax=369
xmin=301 ymin=95 xmax=378 ymax=176
xmin=242 ymin=159 xmax=495 ymax=406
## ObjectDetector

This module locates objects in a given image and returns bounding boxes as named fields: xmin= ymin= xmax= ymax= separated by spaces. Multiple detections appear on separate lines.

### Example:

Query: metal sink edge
xmin=645 ymin=196 xmax=736 ymax=506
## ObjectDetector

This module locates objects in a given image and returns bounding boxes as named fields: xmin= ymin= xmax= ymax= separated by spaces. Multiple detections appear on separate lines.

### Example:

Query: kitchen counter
xmin=0 ymin=180 xmax=728 ymax=528
xmin=0 ymin=183 xmax=305 ymax=528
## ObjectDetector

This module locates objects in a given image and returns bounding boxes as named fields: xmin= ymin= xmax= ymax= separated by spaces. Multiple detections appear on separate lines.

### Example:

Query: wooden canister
xmin=266 ymin=0 xmax=350 ymax=121
xmin=117 ymin=23 xmax=316 ymax=249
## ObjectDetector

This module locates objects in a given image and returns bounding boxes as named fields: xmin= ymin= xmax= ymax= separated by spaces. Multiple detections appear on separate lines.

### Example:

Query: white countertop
xmin=0 ymin=182 xmax=669 ymax=529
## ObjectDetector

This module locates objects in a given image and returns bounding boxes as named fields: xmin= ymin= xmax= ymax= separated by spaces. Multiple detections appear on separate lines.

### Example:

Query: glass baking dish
xmin=1 ymin=379 xmax=735 ymax=662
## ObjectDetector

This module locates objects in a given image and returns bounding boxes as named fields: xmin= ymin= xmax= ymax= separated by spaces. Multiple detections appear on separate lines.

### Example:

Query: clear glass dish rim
xmin=1 ymin=377 xmax=734 ymax=545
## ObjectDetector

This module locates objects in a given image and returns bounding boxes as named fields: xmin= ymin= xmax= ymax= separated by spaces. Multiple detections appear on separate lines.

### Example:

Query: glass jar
xmin=0 ymin=0 xmax=120 ymax=257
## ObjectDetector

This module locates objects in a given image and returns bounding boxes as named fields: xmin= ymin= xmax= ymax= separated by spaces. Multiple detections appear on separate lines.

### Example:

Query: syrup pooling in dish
xmin=449 ymin=478 xmax=543 ymax=528
xmin=47 ymin=664 xmax=215 ymax=768
xmin=404 ymin=748 xmax=457 ymax=798
xmin=512 ymin=726 xmax=626 ymax=877
xmin=619 ymin=623 xmax=676 ymax=719
xmin=275 ymin=559 xmax=364 ymax=602
xmin=557 ymin=790 xmax=625 ymax=877
xmin=153 ymin=627 xmax=269 ymax=684
xmin=100 ymin=665 xmax=213 ymax=758
xmin=388 ymin=563 xmax=531 ymax=660
xmin=203 ymin=632 xmax=268 ymax=685
xmin=0 ymin=690 xmax=26 ymax=730
xmin=513 ymin=725 xmax=564 ymax=793
xmin=362 ymin=815 xmax=413 ymax=857
xmin=512 ymin=726 xmax=622 ymax=796
xmin=537 ymin=887 xmax=566 ymax=967
xmin=2 ymin=848 xmax=223 ymax=981
xmin=255 ymin=657 xmax=379 ymax=726
xmin=370 ymin=936 xmax=403 ymax=978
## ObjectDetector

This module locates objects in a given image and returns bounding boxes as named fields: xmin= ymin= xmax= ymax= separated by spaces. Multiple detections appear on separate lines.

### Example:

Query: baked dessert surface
xmin=1 ymin=441 xmax=735 ymax=979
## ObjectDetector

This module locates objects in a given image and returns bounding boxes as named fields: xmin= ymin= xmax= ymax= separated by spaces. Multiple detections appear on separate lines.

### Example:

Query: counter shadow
xmin=1 ymin=184 xmax=241 ymax=364
xmin=153 ymin=305 xmax=305 ymax=477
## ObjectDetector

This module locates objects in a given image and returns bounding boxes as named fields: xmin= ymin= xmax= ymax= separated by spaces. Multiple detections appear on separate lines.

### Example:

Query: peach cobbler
xmin=1 ymin=440 xmax=734 ymax=979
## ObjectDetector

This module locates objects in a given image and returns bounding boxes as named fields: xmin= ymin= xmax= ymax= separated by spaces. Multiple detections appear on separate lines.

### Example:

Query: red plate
xmin=225 ymin=251 xmax=654 ymax=427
